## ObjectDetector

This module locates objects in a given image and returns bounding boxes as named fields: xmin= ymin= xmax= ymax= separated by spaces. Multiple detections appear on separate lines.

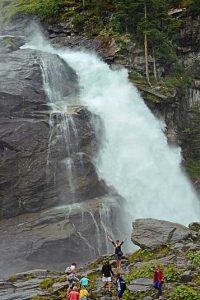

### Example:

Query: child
xmin=115 ymin=273 xmax=126 ymax=300
xmin=80 ymin=275 xmax=93 ymax=288
xmin=68 ymin=286 xmax=79 ymax=300
xmin=79 ymin=286 xmax=89 ymax=300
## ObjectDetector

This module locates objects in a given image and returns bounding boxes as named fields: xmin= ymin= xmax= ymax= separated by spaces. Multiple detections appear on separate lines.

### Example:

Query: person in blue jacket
xmin=115 ymin=273 xmax=126 ymax=299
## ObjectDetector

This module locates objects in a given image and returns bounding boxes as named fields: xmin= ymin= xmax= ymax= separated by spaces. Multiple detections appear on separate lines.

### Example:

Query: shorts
xmin=117 ymin=290 xmax=124 ymax=298
xmin=102 ymin=276 xmax=112 ymax=282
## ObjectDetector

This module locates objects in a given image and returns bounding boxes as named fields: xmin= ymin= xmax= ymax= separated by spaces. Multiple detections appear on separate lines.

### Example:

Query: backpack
xmin=65 ymin=266 xmax=71 ymax=275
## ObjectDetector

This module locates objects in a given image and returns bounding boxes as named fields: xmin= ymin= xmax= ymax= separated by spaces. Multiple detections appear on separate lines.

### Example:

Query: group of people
xmin=65 ymin=237 xmax=165 ymax=300
xmin=65 ymin=261 xmax=126 ymax=300
xmin=101 ymin=259 xmax=126 ymax=299
xmin=65 ymin=263 xmax=90 ymax=300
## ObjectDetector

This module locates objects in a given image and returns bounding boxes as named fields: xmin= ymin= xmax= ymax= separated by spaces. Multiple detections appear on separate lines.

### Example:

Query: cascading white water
xmin=58 ymin=50 xmax=200 ymax=226
xmin=36 ymin=42 xmax=80 ymax=197
xmin=23 ymin=26 xmax=200 ymax=231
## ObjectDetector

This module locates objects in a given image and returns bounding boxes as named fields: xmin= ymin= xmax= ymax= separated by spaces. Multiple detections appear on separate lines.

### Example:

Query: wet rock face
xmin=0 ymin=48 xmax=50 ymax=218
xmin=0 ymin=196 xmax=122 ymax=277
xmin=0 ymin=43 xmax=106 ymax=218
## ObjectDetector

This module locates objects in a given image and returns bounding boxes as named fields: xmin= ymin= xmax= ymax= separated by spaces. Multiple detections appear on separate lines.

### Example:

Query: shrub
xmin=186 ymin=251 xmax=200 ymax=266
xmin=128 ymin=264 xmax=155 ymax=280
xmin=170 ymin=285 xmax=200 ymax=300
xmin=164 ymin=265 xmax=180 ymax=282
xmin=128 ymin=249 xmax=155 ymax=263
xmin=72 ymin=14 xmax=86 ymax=31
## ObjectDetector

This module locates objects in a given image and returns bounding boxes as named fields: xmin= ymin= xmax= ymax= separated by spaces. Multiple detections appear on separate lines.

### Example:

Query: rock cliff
xmin=0 ymin=34 xmax=125 ymax=276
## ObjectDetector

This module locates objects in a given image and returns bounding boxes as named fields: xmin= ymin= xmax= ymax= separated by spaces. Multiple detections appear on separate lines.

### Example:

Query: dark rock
xmin=132 ymin=218 xmax=190 ymax=249
xmin=180 ymin=270 xmax=193 ymax=283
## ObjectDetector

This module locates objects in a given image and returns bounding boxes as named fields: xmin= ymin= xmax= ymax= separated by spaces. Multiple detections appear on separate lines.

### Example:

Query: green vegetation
xmin=1 ymin=0 xmax=66 ymax=23
xmin=128 ymin=249 xmax=155 ymax=263
xmin=164 ymin=265 xmax=180 ymax=282
xmin=128 ymin=247 xmax=170 ymax=263
xmin=7 ymin=275 xmax=17 ymax=282
xmin=57 ymin=290 xmax=68 ymax=299
xmin=170 ymin=285 xmax=200 ymax=300
xmin=127 ymin=263 xmax=180 ymax=283
xmin=24 ymin=273 xmax=34 ymax=281
xmin=186 ymin=251 xmax=200 ymax=266
xmin=39 ymin=278 xmax=55 ymax=289
xmin=128 ymin=264 xmax=155 ymax=280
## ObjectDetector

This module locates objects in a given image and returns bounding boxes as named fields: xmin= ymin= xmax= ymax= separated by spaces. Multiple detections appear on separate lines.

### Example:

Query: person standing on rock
xmin=115 ymin=273 xmax=126 ymax=300
xmin=101 ymin=259 xmax=115 ymax=295
xmin=65 ymin=263 xmax=79 ymax=285
xmin=108 ymin=235 xmax=126 ymax=269
xmin=153 ymin=265 xmax=164 ymax=300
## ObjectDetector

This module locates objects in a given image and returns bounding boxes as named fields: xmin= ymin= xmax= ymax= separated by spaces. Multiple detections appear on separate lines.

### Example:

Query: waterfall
xmin=58 ymin=50 xmax=200 ymax=226
xmin=23 ymin=26 xmax=200 ymax=234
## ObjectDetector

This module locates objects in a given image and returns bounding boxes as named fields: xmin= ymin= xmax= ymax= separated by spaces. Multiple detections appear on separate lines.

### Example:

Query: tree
xmin=113 ymin=0 xmax=178 ymax=82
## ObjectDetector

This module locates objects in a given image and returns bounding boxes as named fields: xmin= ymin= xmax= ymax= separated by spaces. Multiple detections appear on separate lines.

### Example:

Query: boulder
xmin=132 ymin=218 xmax=190 ymax=249
xmin=128 ymin=277 xmax=153 ymax=293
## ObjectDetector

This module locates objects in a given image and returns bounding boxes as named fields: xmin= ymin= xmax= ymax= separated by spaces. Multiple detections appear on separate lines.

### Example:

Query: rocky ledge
xmin=1 ymin=218 xmax=200 ymax=300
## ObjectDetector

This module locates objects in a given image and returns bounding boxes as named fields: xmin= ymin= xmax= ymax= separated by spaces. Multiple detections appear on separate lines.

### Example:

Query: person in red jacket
xmin=68 ymin=286 xmax=79 ymax=300
xmin=153 ymin=265 xmax=164 ymax=299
